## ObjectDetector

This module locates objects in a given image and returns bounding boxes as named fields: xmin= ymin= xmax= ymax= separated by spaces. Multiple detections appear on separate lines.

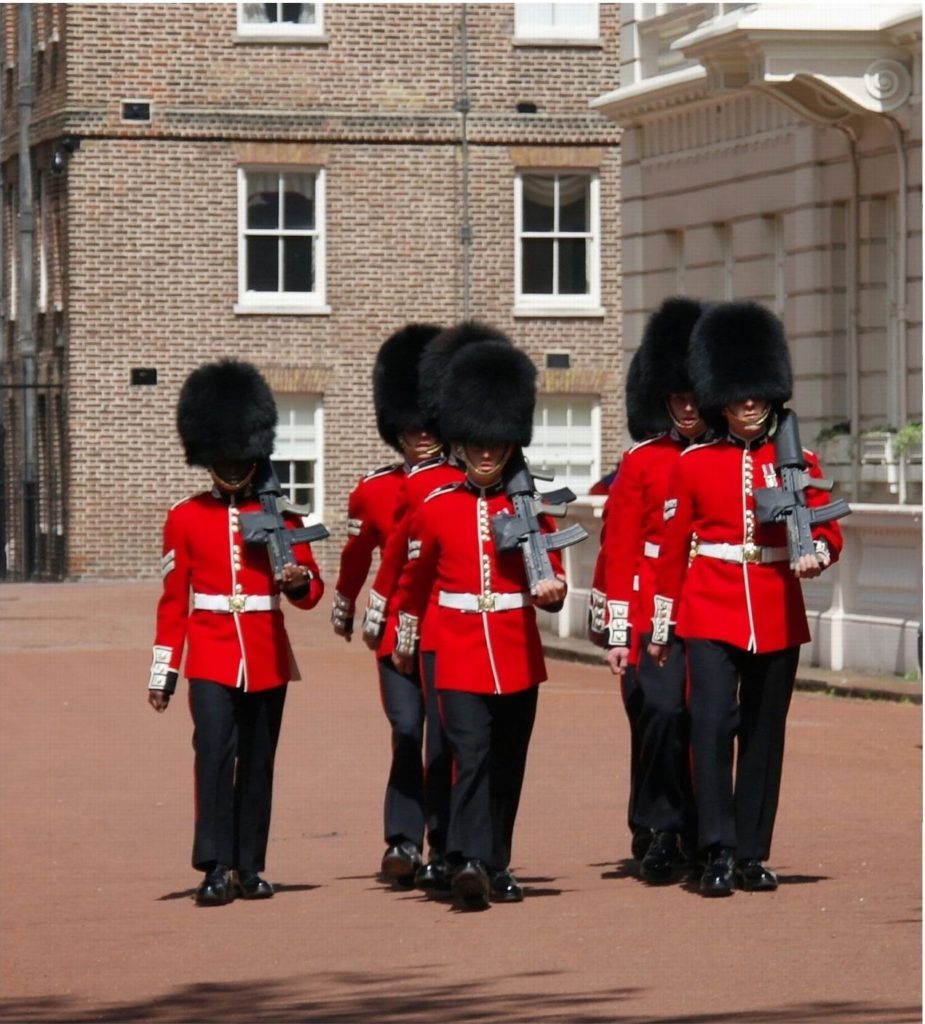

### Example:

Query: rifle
xmin=239 ymin=459 xmax=329 ymax=580
xmin=491 ymin=450 xmax=588 ymax=593
xmin=753 ymin=408 xmax=851 ymax=568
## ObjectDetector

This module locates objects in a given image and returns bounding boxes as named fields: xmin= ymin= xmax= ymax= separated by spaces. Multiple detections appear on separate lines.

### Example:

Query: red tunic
xmin=391 ymin=480 xmax=565 ymax=695
xmin=333 ymin=463 xmax=405 ymax=614
xmin=591 ymin=433 xmax=688 ymax=664
xmin=653 ymin=435 xmax=843 ymax=653
xmin=150 ymin=489 xmax=323 ymax=692
xmin=368 ymin=456 xmax=466 ymax=657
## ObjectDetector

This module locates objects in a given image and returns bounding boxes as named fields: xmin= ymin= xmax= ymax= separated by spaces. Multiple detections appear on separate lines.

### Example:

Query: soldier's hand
xmin=793 ymin=552 xmax=823 ymax=579
xmin=332 ymin=620 xmax=353 ymax=642
xmin=647 ymin=641 xmax=670 ymax=668
xmin=279 ymin=563 xmax=314 ymax=593
xmin=391 ymin=651 xmax=413 ymax=675
xmin=606 ymin=646 xmax=631 ymax=675
xmin=148 ymin=690 xmax=170 ymax=713
xmin=532 ymin=576 xmax=567 ymax=608
xmin=362 ymin=630 xmax=381 ymax=652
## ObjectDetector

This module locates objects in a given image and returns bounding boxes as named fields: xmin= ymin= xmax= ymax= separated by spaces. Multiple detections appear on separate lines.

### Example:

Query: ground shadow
xmin=0 ymin=971 xmax=918 ymax=1023
xmin=158 ymin=882 xmax=321 ymax=902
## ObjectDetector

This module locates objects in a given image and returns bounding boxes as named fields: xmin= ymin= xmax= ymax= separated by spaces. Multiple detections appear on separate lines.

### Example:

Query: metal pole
xmin=458 ymin=3 xmax=471 ymax=320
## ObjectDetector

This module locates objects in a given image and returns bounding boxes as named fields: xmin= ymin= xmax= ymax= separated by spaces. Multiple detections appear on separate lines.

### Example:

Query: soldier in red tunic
xmin=648 ymin=302 xmax=844 ymax=896
xmin=331 ymin=323 xmax=453 ymax=888
xmin=362 ymin=322 xmax=513 ymax=893
xmin=147 ymin=360 xmax=324 ymax=906
xmin=391 ymin=337 xmax=567 ymax=911
xmin=589 ymin=297 xmax=707 ymax=883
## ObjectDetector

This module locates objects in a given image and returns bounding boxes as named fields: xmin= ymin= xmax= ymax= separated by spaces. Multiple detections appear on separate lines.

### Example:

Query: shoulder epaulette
xmin=170 ymin=492 xmax=204 ymax=511
xmin=626 ymin=434 xmax=666 ymax=455
xmin=408 ymin=455 xmax=447 ymax=477
xmin=680 ymin=439 xmax=720 ymax=457
xmin=363 ymin=462 xmax=402 ymax=482
xmin=424 ymin=481 xmax=462 ymax=503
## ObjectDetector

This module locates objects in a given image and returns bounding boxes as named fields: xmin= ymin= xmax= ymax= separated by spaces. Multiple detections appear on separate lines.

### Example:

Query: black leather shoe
xmin=700 ymin=847 xmax=736 ymax=897
xmin=415 ymin=854 xmax=452 ymax=894
xmin=736 ymin=859 xmax=779 ymax=892
xmin=631 ymin=827 xmax=654 ymax=861
xmin=452 ymin=860 xmax=491 ymax=911
xmin=380 ymin=841 xmax=422 ymax=885
xmin=235 ymin=871 xmax=274 ymax=900
xmin=640 ymin=831 xmax=680 ymax=885
xmin=195 ymin=865 xmax=234 ymax=906
xmin=489 ymin=869 xmax=525 ymax=903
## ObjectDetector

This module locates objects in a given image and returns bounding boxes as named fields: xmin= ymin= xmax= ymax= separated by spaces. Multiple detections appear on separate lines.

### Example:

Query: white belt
xmin=438 ymin=591 xmax=530 ymax=613
xmin=643 ymin=541 xmax=660 ymax=558
xmin=696 ymin=542 xmax=789 ymax=565
xmin=193 ymin=593 xmax=280 ymax=613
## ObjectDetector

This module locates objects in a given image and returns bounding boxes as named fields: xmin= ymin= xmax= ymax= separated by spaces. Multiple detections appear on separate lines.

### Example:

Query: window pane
xmin=294 ymin=460 xmax=314 ymax=485
xmin=522 ymin=176 xmax=555 ymax=232
xmin=241 ymin=3 xmax=272 ymax=24
xmin=283 ymin=237 xmax=314 ymax=292
xmin=272 ymin=459 xmax=291 ymax=485
xmin=283 ymin=174 xmax=315 ymax=229
xmin=559 ymin=176 xmax=589 ymax=232
xmin=522 ymin=239 xmax=554 ymax=294
xmin=282 ymin=3 xmax=315 ymax=24
xmin=247 ymin=236 xmax=279 ymax=291
xmin=247 ymin=174 xmax=279 ymax=229
xmin=554 ymin=3 xmax=597 ymax=35
xmin=558 ymin=239 xmax=588 ymax=294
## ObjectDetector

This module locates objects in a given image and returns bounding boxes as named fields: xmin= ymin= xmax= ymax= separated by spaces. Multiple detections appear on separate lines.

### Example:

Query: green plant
xmin=815 ymin=421 xmax=851 ymax=445
xmin=893 ymin=421 xmax=922 ymax=457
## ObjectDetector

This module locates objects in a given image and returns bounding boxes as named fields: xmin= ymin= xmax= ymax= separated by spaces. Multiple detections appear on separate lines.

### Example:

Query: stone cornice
xmin=590 ymin=66 xmax=709 ymax=124
xmin=593 ymin=5 xmax=921 ymax=128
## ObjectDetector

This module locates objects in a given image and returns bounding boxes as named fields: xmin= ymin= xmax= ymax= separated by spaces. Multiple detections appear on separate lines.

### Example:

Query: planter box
xmin=860 ymin=431 xmax=896 ymax=465
xmin=818 ymin=434 xmax=852 ymax=464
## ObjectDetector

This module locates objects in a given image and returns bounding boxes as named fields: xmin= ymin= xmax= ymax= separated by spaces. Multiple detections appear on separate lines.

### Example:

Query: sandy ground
xmin=0 ymin=581 xmax=920 ymax=1024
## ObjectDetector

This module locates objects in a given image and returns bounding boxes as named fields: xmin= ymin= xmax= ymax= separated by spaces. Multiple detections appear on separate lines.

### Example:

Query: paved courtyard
xmin=0 ymin=581 xmax=920 ymax=1023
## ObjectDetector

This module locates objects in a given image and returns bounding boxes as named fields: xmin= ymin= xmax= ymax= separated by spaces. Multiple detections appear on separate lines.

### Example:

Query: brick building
xmin=0 ymin=2 xmax=622 ymax=580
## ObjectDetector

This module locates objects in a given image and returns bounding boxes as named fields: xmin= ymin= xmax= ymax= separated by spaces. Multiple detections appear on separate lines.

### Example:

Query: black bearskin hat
xmin=438 ymin=338 xmax=537 ymax=448
xmin=373 ymin=323 xmax=442 ymax=451
xmin=624 ymin=349 xmax=648 ymax=443
xmin=629 ymin=296 xmax=705 ymax=438
xmin=417 ymin=320 xmax=512 ymax=433
xmin=688 ymin=301 xmax=792 ymax=422
xmin=176 ymin=359 xmax=276 ymax=467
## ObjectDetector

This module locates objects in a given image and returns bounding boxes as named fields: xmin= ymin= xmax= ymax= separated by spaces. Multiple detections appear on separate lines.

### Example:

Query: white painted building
xmin=575 ymin=3 xmax=922 ymax=675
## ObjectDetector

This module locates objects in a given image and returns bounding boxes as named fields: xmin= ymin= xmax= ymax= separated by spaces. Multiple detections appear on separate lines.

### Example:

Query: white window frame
xmin=271 ymin=394 xmax=325 ymax=523
xmin=236 ymin=2 xmax=324 ymax=41
xmin=523 ymin=395 xmax=601 ymax=496
xmin=513 ymin=3 xmax=600 ymax=43
xmin=514 ymin=172 xmax=603 ymax=318
xmin=235 ymin=167 xmax=330 ymax=315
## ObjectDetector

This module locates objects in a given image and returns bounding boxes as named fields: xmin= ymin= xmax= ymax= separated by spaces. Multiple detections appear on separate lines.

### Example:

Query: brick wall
xmin=2 ymin=2 xmax=624 ymax=579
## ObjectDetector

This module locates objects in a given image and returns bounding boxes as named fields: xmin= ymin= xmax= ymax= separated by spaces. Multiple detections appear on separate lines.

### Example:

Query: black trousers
xmin=440 ymin=687 xmax=538 ymax=872
xmin=378 ymin=656 xmax=427 ymax=849
xmin=621 ymin=633 xmax=695 ymax=838
xmin=420 ymin=651 xmax=452 ymax=855
xmin=188 ymin=678 xmax=287 ymax=874
xmin=685 ymin=639 xmax=799 ymax=861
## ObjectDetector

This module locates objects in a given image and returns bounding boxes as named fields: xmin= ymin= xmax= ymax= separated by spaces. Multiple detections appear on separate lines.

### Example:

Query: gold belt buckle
xmin=742 ymin=543 xmax=761 ymax=564
xmin=477 ymin=592 xmax=496 ymax=612
xmin=228 ymin=594 xmax=247 ymax=612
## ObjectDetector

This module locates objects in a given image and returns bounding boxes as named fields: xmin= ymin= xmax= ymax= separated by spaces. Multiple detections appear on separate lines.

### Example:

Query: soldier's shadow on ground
xmin=158 ymin=882 xmax=320 ymax=902
xmin=598 ymin=857 xmax=638 ymax=880
xmin=2 ymin=972 xmax=918 ymax=1024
